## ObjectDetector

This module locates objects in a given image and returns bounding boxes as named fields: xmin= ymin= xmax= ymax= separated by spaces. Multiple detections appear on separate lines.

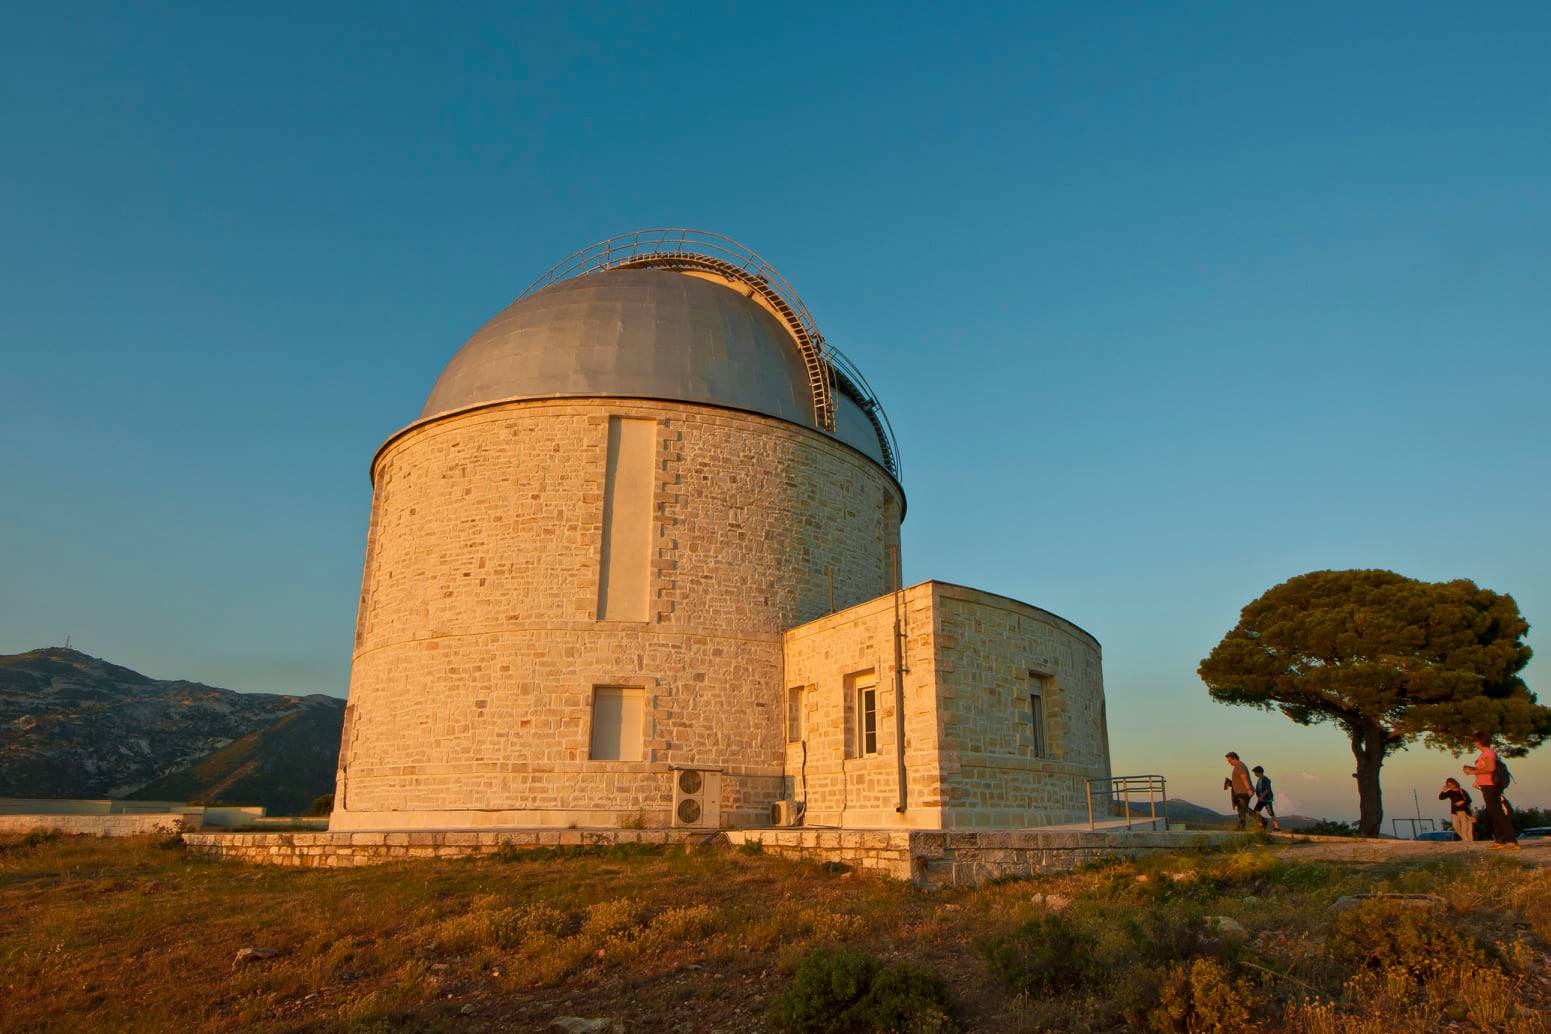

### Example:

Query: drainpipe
xmin=890 ymin=546 xmax=909 ymax=814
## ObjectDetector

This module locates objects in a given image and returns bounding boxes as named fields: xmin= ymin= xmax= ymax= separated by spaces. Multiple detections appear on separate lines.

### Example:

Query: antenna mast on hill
xmin=64 ymin=635 xmax=71 ymax=650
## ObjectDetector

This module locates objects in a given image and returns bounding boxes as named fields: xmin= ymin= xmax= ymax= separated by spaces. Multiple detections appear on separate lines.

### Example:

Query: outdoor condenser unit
xmin=670 ymin=767 xmax=722 ymax=828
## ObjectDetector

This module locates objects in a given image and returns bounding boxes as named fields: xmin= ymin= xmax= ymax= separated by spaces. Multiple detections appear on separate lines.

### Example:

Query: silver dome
xmin=421 ymin=268 xmax=892 ymax=470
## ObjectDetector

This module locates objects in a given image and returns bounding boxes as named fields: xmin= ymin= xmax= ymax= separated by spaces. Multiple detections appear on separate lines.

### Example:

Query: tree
xmin=1198 ymin=569 xmax=1550 ymax=837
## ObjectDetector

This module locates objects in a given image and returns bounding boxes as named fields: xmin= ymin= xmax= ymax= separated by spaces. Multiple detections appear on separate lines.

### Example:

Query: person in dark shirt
xmin=1438 ymin=778 xmax=1473 ymax=842
xmin=1250 ymin=766 xmax=1280 ymax=831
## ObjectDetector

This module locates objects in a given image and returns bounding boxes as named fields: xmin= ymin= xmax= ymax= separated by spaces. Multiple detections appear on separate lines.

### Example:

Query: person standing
xmin=1438 ymin=778 xmax=1473 ymax=842
xmin=1224 ymin=752 xmax=1253 ymax=830
xmin=1463 ymin=734 xmax=1519 ymax=851
xmin=1250 ymin=766 xmax=1280 ymax=831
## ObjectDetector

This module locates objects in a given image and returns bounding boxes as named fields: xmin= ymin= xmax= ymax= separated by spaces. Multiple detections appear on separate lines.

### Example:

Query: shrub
xmin=149 ymin=823 xmax=184 ymax=849
xmin=977 ymin=913 xmax=1100 ymax=996
xmin=1124 ymin=908 xmax=1226 ymax=965
xmin=436 ymin=901 xmax=569 ymax=953
xmin=22 ymin=829 xmax=61 ymax=848
xmin=1147 ymin=958 xmax=1255 ymax=1033
xmin=581 ymin=898 xmax=646 ymax=939
xmin=1328 ymin=900 xmax=1486 ymax=977
xmin=746 ymin=902 xmax=862 ymax=951
xmin=864 ymin=963 xmax=955 ymax=1033
xmin=771 ymin=947 xmax=956 ymax=1033
xmin=306 ymin=794 xmax=334 ymax=817
xmin=772 ymin=946 xmax=876 ymax=1032
xmin=738 ymin=839 xmax=765 ymax=855
xmin=1301 ymin=820 xmax=1359 ymax=837
xmin=647 ymin=903 xmax=719 ymax=941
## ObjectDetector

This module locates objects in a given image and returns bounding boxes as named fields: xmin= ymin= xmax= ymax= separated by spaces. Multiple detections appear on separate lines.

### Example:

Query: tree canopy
xmin=1198 ymin=569 xmax=1549 ymax=835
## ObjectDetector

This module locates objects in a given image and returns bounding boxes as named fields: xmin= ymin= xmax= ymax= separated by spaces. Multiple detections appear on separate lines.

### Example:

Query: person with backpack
xmin=1438 ymin=777 xmax=1474 ymax=842
xmin=1463 ymin=733 xmax=1519 ymax=850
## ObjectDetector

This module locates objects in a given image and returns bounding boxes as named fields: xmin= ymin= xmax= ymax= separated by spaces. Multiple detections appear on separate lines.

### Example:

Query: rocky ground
xmin=2 ymin=830 xmax=1549 ymax=1032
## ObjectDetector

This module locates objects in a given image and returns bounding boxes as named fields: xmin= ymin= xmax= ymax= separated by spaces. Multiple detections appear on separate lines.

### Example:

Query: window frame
xmin=1029 ymin=672 xmax=1053 ymax=760
xmin=857 ymin=683 xmax=878 ymax=757
xmin=786 ymin=685 xmax=805 ymax=743
xmin=588 ymin=684 xmax=644 ymax=762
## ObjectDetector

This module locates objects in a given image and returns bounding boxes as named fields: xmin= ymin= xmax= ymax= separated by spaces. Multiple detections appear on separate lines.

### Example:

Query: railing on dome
xmin=515 ymin=228 xmax=901 ymax=481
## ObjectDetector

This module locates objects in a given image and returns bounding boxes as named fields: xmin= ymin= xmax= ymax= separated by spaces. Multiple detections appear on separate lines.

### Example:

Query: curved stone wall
xmin=332 ymin=398 xmax=903 ymax=830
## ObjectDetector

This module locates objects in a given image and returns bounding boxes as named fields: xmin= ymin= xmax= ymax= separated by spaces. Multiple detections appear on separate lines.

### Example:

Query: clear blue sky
xmin=3 ymin=5 xmax=1548 ymax=821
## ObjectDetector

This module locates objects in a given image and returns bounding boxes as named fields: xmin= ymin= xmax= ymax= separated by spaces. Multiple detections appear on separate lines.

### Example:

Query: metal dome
xmin=420 ymin=230 xmax=900 ymax=477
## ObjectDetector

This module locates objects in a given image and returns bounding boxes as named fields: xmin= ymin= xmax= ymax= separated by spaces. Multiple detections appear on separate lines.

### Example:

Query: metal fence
xmin=1086 ymin=774 xmax=1170 ymax=831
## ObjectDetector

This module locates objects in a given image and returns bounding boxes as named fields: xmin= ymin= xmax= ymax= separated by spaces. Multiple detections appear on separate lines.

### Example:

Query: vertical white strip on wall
xmin=596 ymin=417 xmax=655 ymax=621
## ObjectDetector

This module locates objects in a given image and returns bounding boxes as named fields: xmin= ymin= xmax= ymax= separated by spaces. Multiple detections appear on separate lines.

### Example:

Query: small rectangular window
xmin=858 ymin=684 xmax=878 ymax=757
xmin=589 ymin=686 xmax=644 ymax=761
xmin=844 ymin=670 xmax=878 ymax=759
xmin=1030 ymin=672 xmax=1052 ymax=759
xmin=786 ymin=686 xmax=805 ymax=743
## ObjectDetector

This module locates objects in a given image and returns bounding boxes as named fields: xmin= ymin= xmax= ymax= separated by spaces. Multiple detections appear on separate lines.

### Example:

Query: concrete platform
xmin=184 ymin=822 xmax=1232 ymax=887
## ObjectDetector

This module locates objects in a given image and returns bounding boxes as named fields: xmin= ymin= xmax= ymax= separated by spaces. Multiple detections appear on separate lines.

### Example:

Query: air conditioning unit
xmin=770 ymin=799 xmax=801 ymax=826
xmin=670 ymin=767 xmax=722 ymax=828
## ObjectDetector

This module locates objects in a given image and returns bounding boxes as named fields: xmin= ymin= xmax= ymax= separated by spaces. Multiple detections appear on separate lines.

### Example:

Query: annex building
xmin=329 ymin=230 xmax=1112 ymax=834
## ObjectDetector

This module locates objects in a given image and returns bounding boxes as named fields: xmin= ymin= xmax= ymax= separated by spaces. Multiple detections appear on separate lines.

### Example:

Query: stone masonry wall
xmin=781 ymin=584 xmax=945 ymax=828
xmin=185 ymin=826 xmax=1225 ymax=887
xmin=0 ymin=813 xmax=197 ymax=837
xmin=335 ymin=398 xmax=903 ymax=830
xmin=932 ymin=584 xmax=1110 ymax=828
xmin=780 ymin=582 xmax=1108 ymax=830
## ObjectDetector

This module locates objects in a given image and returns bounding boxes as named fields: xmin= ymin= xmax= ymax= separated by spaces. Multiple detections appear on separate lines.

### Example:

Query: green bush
xmin=22 ymin=829 xmax=61 ymax=848
xmin=865 ymin=964 xmax=954 ymax=1032
xmin=771 ymin=946 xmax=955 ymax=1033
xmin=306 ymin=794 xmax=334 ymax=817
xmin=1124 ymin=908 xmax=1227 ymax=965
xmin=977 ymin=913 xmax=1100 ymax=996
xmin=149 ymin=823 xmax=184 ymax=849
xmin=1329 ymin=900 xmax=1486 ymax=976
xmin=1301 ymin=819 xmax=1359 ymax=837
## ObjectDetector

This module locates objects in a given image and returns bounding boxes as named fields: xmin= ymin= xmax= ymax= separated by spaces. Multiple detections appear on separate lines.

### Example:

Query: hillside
xmin=1125 ymin=797 xmax=1321 ymax=830
xmin=0 ymin=647 xmax=344 ymax=813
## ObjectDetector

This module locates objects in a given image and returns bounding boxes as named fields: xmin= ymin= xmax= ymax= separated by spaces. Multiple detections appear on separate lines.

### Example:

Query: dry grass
xmin=2 ymin=833 xmax=1548 ymax=1032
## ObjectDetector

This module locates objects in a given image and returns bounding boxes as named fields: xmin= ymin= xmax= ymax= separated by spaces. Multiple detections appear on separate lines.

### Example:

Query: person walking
xmin=1463 ymin=734 xmax=1519 ymax=851
xmin=1224 ymin=752 xmax=1253 ymax=831
xmin=1250 ymin=766 xmax=1280 ymax=831
xmin=1438 ymin=778 xmax=1474 ymax=842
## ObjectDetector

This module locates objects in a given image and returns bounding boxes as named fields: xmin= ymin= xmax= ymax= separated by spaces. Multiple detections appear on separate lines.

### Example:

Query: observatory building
xmin=330 ymin=231 xmax=1111 ymax=833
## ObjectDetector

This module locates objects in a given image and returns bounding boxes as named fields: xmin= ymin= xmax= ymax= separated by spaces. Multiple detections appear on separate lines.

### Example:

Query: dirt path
xmin=1271 ymin=834 xmax=1551 ymax=865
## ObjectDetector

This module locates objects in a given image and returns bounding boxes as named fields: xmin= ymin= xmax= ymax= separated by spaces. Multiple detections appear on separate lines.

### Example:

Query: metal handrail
xmin=1086 ymin=774 xmax=1169 ymax=831
xmin=511 ymin=228 xmax=901 ymax=480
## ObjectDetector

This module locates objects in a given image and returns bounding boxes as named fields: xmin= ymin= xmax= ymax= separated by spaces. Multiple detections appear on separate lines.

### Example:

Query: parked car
xmin=1415 ymin=830 xmax=1458 ymax=842
xmin=1519 ymin=827 xmax=1551 ymax=840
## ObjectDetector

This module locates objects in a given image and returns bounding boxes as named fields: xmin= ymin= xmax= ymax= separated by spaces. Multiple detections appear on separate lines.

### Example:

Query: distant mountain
xmin=1125 ymin=798 xmax=1321 ymax=831
xmin=0 ymin=647 xmax=344 ymax=814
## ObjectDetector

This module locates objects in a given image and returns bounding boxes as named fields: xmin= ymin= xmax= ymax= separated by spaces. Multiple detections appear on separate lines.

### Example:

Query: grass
xmin=1 ymin=833 xmax=1548 ymax=1032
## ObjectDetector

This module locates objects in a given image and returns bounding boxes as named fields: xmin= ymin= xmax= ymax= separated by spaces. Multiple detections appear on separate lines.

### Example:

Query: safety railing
xmin=1086 ymin=774 xmax=1169 ymax=831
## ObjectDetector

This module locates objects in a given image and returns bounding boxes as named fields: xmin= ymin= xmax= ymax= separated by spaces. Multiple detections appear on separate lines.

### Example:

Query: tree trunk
xmin=1350 ymin=724 xmax=1387 ymax=837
